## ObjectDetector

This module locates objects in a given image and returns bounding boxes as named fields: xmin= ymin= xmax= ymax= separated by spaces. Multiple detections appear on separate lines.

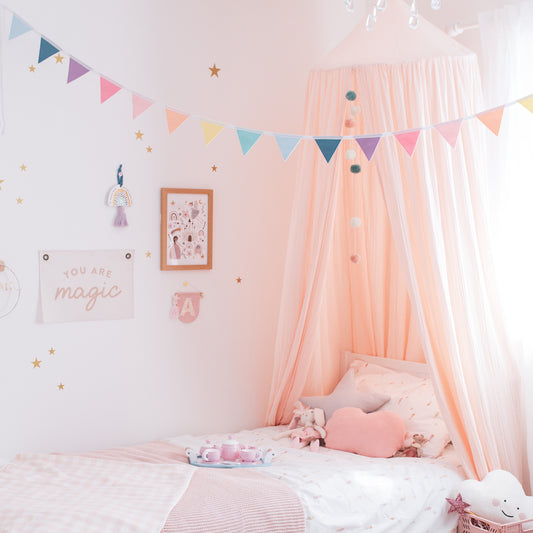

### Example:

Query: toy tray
xmin=187 ymin=454 xmax=271 ymax=469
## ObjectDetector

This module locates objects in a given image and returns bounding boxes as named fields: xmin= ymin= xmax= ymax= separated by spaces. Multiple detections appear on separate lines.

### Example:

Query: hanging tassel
xmin=114 ymin=206 xmax=128 ymax=227
xmin=107 ymin=163 xmax=132 ymax=228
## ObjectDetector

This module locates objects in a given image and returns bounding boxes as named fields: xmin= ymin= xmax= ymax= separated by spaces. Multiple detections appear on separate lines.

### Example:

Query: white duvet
xmin=168 ymin=425 xmax=465 ymax=533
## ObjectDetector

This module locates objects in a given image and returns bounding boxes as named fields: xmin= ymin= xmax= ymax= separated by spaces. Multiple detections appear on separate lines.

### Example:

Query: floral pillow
xmin=350 ymin=360 xmax=451 ymax=457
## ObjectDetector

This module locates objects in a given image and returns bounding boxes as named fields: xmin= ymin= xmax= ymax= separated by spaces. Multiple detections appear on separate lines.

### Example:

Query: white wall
xmin=0 ymin=0 xmax=361 ymax=458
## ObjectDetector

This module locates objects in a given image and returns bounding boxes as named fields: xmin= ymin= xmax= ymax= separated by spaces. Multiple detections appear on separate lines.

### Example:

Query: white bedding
xmin=167 ymin=426 xmax=465 ymax=533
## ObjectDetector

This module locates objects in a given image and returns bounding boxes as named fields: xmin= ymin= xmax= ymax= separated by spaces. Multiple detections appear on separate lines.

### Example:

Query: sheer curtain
xmin=478 ymin=0 xmax=533 ymax=491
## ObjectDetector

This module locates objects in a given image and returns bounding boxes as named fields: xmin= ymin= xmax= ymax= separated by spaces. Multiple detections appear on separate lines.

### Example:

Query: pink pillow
xmin=324 ymin=407 xmax=405 ymax=458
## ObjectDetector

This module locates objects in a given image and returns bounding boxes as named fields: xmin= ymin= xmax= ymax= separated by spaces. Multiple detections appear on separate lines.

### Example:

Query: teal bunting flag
xmin=38 ymin=38 xmax=60 ymax=63
xmin=274 ymin=134 xmax=301 ymax=161
xmin=236 ymin=129 xmax=262 ymax=155
xmin=314 ymin=138 xmax=341 ymax=163
xmin=8 ymin=14 xmax=31 ymax=40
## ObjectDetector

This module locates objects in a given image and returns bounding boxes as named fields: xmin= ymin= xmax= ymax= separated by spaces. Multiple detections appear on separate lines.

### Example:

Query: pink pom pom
xmin=350 ymin=254 xmax=361 ymax=264
xmin=344 ymin=118 xmax=355 ymax=128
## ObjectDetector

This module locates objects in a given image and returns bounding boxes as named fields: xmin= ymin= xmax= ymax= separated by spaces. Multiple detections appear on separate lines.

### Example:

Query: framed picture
xmin=160 ymin=188 xmax=213 ymax=270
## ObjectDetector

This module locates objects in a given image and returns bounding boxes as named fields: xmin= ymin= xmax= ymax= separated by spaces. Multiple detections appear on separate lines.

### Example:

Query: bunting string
xmin=4 ymin=6 xmax=533 ymax=163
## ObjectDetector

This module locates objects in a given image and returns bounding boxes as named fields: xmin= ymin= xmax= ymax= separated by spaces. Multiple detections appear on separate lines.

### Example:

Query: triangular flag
xmin=274 ymin=135 xmax=301 ymax=161
xmin=132 ymin=95 xmax=153 ymax=120
xmin=394 ymin=130 xmax=421 ymax=156
xmin=356 ymin=136 xmax=382 ymax=161
xmin=314 ymin=138 xmax=341 ymax=163
xmin=100 ymin=77 xmax=121 ymax=103
xmin=236 ymin=129 xmax=262 ymax=155
xmin=8 ymin=14 xmax=31 ymax=40
xmin=166 ymin=108 xmax=188 ymax=134
xmin=519 ymin=96 xmax=533 ymax=114
xmin=434 ymin=119 xmax=463 ymax=148
xmin=38 ymin=38 xmax=59 ymax=63
xmin=477 ymin=107 xmax=504 ymax=136
xmin=201 ymin=121 xmax=224 ymax=145
xmin=67 ymin=58 xmax=90 ymax=83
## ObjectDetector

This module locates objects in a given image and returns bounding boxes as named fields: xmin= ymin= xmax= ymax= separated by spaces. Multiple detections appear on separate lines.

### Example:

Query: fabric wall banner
xmin=39 ymin=250 xmax=134 ymax=323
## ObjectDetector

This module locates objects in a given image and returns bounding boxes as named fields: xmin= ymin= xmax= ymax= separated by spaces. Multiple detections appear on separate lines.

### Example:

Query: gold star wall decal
xmin=32 ymin=357 xmax=42 ymax=368
xmin=20 ymin=164 xmax=27 ymax=172
xmin=58 ymin=383 xmax=65 ymax=390
xmin=28 ymin=65 xmax=36 ymax=72
xmin=211 ymin=164 xmax=218 ymax=172
xmin=236 ymin=277 xmax=242 ymax=283
xmin=54 ymin=53 xmax=64 ymax=64
xmin=145 ymin=251 xmax=151 ymax=258
xmin=135 ymin=130 xmax=144 ymax=140
xmin=16 ymin=197 xmax=23 ymax=205
xmin=49 ymin=348 xmax=55 ymax=355
xmin=209 ymin=63 xmax=221 ymax=77
xmin=146 ymin=146 xmax=152 ymax=153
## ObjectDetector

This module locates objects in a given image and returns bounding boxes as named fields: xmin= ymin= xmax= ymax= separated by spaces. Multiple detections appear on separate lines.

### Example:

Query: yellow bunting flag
xmin=476 ymin=107 xmax=504 ymax=136
xmin=519 ymin=96 xmax=533 ymax=114
xmin=166 ymin=109 xmax=189 ymax=134
xmin=201 ymin=121 xmax=224 ymax=145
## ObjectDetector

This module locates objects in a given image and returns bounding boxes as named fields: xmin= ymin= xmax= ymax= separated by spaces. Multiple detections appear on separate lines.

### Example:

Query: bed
xmin=0 ymin=353 xmax=465 ymax=533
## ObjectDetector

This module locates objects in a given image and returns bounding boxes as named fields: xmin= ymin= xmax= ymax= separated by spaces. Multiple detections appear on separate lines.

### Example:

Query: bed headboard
xmin=343 ymin=351 xmax=431 ymax=379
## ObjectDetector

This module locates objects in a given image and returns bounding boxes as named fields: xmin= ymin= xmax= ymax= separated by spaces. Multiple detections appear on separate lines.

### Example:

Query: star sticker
xmin=145 ymin=251 xmax=151 ymax=258
xmin=209 ymin=63 xmax=221 ymax=77
xmin=446 ymin=494 xmax=470 ymax=515
xmin=28 ymin=65 xmax=36 ymax=72
xmin=32 ymin=358 xmax=42 ymax=368
xmin=135 ymin=130 xmax=144 ymax=140
xmin=236 ymin=277 xmax=242 ymax=283
xmin=20 ymin=164 xmax=27 ymax=172
xmin=0 ymin=179 xmax=4 ymax=190
xmin=211 ymin=164 xmax=217 ymax=172
xmin=58 ymin=383 xmax=65 ymax=390
xmin=16 ymin=197 xmax=23 ymax=205
xmin=49 ymin=348 xmax=55 ymax=355
xmin=54 ymin=53 xmax=64 ymax=64
xmin=146 ymin=146 xmax=152 ymax=153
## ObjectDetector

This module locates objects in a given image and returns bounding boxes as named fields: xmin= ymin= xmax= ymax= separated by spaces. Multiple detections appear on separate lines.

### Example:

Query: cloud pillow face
xmin=459 ymin=470 xmax=533 ymax=524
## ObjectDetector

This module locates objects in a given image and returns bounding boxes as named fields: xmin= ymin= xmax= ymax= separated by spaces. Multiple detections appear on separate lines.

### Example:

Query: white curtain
xmin=478 ymin=0 xmax=533 ymax=492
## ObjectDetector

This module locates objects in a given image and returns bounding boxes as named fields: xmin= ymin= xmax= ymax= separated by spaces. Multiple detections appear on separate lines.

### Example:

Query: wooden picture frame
xmin=160 ymin=188 xmax=213 ymax=270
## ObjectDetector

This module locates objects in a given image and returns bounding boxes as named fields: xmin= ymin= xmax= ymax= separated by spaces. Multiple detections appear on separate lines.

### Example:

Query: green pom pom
xmin=350 ymin=164 xmax=361 ymax=174
xmin=345 ymin=90 xmax=357 ymax=101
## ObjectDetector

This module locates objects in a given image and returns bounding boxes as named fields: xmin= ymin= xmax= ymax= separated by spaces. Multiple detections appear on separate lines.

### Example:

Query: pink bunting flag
xmin=435 ymin=119 xmax=463 ymax=148
xmin=394 ymin=130 xmax=421 ymax=157
xmin=477 ymin=107 xmax=504 ymax=136
xmin=166 ymin=109 xmax=189 ymax=134
xmin=100 ymin=77 xmax=121 ymax=103
xmin=132 ymin=94 xmax=153 ymax=119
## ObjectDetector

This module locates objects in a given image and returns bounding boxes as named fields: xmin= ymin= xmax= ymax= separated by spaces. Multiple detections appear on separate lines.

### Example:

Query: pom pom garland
xmin=345 ymin=90 xmax=357 ymax=101
xmin=344 ymin=149 xmax=357 ymax=160
xmin=350 ymin=217 xmax=362 ymax=228
xmin=344 ymin=118 xmax=355 ymax=128
xmin=350 ymin=164 xmax=362 ymax=174
xmin=350 ymin=104 xmax=361 ymax=115
xmin=350 ymin=254 xmax=361 ymax=264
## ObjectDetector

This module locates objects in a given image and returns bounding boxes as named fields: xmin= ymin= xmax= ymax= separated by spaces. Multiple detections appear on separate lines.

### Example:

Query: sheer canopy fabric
xmin=267 ymin=55 xmax=525 ymax=484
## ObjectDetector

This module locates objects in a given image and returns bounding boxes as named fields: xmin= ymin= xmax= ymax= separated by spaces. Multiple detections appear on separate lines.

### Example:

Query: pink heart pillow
xmin=325 ymin=407 xmax=405 ymax=458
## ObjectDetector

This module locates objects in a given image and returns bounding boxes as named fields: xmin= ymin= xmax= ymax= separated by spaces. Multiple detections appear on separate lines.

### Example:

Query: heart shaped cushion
xmin=325 ymin=407 xmax=405 ymax=458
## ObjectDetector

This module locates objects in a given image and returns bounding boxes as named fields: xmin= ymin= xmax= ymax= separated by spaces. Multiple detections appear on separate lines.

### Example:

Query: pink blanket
xmin=77 ymin=441 xmax=306 ymax=533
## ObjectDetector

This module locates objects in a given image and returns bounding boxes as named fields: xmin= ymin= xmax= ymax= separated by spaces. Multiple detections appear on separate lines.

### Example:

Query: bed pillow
xmin=324 ymin=407 xmax=405 ymax=458
xmin=350 ymin=360 xmax=451 ymax=457
xmin=300 ymin=368 xmax=390 ymax=420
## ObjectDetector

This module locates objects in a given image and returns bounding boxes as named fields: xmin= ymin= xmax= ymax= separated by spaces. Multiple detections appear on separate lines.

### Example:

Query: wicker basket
xmin=458 ymin=513 xmax=533 ymax=533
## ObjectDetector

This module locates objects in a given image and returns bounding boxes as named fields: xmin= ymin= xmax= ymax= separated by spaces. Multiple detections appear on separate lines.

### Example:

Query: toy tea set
xmin=186 ymin=436 xmax=275 ymax=469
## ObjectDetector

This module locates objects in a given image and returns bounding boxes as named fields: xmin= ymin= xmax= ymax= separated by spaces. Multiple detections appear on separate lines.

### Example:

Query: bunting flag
xmin=100 ymin=77 xmax=121 ymax=103
xmin=315 ymin=138 xmax=341 ymax=163
xmin=476 ymin=107 xmax=504 ymax=136
xmin=166 ymin=108 xmax=188 ymax=134
xmin=394 ymin=130 xmax=421 ymax=156
xmin=132 ymin=95 xmax=153 ymax=119
xmin=67 ymin=58 xmax=90 ymax=84
xmin=274 ymin=134 xmax=301 ymax=161
xmin=237 ymin=129 xmax=262 ymax=155
xmin=38 ymin=38 xmax=59 ymax=64
xmin=356 ymin=136 xmax=381 ymax=161
xmin=519 ymin=96 xmax=533 ymax=114
xmin=201 ymin=121 xmax=224 ymax=145
xmin=8 ymin=15 xmax=31 ymax=40
xmin=434 ymin=119 xmax=463 ymax=148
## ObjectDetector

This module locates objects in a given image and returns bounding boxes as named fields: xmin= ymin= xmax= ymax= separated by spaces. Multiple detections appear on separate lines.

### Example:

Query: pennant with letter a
xmin=170 ymin=292 xmax=202 ymax=324
xmin=477 ymin=107 xmax=504 ymax=136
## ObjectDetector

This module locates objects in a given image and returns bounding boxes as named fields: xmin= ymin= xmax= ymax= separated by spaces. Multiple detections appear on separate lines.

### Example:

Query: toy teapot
xmin=220 ymin=436 xmax=241 ymax=461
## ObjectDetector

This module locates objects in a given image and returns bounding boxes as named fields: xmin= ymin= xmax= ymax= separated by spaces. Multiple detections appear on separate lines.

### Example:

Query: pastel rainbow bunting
xmin=67 ymin=58 xmax=90 ymax=84
xmin=166 ymin=109 xmax=189 ymax=134
xmin=236 ymin=129 xmax=262 ymax=155
xmin=38 ymin=38 xmax=59 ymax=64
xmin=476 ymin=107 xmax=504 ymax=136
xmin=201 ymin=121 xmax=224 ymax=145
xmin=434 ymin=119 xmax=463 ymax=148
xmin=356 ymin=136 xmax=381 ymax=161
xmin=314 ymin=138 xmax=341 ymax=163
xmin=132 ymin=94 xmax=153 ymax=120
xmin=8 ymin=14 xmax=31 ymax=40
xmin=519 ymin=96 xmax=533 ymax=114
xmin=274 ymin=135 xmax=301 ymax=161
xmin=100 ymin=77 xmax=121 ymax=104
xmin=395 ymin=130 xmax=420 ymax=156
